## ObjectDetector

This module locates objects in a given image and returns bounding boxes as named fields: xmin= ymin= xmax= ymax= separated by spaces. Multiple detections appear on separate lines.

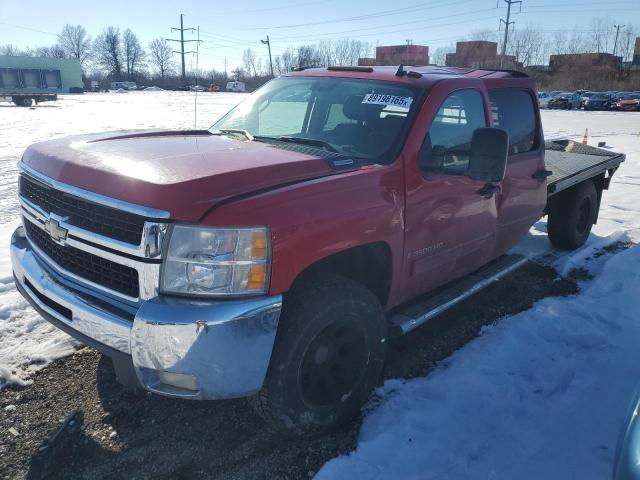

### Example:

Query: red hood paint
xmin=21 ymin=130 xmax=342 ymax=221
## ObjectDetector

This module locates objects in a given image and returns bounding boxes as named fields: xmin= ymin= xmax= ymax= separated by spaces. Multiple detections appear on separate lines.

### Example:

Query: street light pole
xmin=261 ymin=36 xmax=274 ymax=77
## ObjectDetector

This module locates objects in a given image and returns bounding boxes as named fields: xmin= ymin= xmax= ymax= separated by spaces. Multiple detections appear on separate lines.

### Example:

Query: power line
xmin=248 ymin=0 xmax=471 ymax=30
xmin=499 ymin=0 xmax=522 ymax=68
xmin=166 ymin=13 xmax=202 ymax=79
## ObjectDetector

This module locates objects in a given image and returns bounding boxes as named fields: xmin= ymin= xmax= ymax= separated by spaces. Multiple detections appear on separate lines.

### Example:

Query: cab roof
xmin=285 ymin=65 xmax=529 ymax=88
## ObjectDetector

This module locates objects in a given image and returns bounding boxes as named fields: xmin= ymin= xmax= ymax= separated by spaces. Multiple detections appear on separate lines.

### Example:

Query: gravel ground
xmin=0 ymin=260 xmax=581 ymax=480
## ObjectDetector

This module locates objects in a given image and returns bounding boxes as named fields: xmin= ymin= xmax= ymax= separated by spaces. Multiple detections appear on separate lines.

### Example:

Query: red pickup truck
xmin=11 ymin=66 xmax=624 ymax=436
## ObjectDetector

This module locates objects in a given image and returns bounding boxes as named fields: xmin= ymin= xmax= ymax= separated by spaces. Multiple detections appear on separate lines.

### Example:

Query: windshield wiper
xmin=216 ymin=128 xmax=254 ymax=141
xmin=255 ymin=135 xmax=338 ymax=153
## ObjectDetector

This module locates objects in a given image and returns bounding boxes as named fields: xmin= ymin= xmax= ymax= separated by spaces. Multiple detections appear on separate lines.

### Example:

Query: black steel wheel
xmin=548 ymin=179 xmax=598 ymax=250
xmin=251 ymin=274 xmax=387 ymax=437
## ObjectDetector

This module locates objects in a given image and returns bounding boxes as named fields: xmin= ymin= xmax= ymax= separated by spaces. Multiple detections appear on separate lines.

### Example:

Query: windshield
xmin=210 ymin=76 xmax=420 ymax=161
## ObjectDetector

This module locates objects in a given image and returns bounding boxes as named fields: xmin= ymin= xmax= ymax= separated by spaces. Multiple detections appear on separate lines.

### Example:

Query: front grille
xmin=20 ymin=174 xmax=145 ymax=245
xmin=24 ymin=218 xmax=140 ymax=298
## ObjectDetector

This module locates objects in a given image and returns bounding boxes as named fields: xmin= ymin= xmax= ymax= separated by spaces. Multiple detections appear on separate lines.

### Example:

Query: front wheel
xmin=547 ymin=180 xmax=598 ymax=250
xmin=251 ymin=274 xmax=387 ymax=437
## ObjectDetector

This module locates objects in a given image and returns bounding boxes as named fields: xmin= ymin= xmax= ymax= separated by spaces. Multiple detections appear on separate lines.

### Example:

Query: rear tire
xmin=13 ymin=97 xmax=33 ymax=107
xmin=251 ymin=274 xmax=387 ymax=437
xmin=547 ymin=180 xmax=598 ymax=250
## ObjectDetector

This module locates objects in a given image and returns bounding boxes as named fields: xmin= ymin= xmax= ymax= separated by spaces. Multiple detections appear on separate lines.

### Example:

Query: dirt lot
xmin=0 ymin=260 xmax=579 ymax=480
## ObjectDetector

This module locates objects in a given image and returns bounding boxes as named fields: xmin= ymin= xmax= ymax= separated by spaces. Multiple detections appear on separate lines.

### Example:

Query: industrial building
xmin=375 ymin=45 xmax=429 ymax=66
xmin=445 ymin=41 xmax=519 ymax=69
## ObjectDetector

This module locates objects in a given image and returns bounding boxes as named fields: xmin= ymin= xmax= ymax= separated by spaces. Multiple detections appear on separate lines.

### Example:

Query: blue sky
xmin=1 ymin=0 xmax=639 ymax=71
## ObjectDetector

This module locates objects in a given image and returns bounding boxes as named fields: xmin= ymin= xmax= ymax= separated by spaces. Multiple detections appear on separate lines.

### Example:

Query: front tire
xmin=252 ymin=274 xmax=387 ymax=437
xmin=547 ymin=180 xmax=598 ymax=250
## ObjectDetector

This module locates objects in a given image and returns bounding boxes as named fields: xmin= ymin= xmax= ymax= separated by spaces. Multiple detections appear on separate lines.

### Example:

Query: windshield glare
xmin=210 ymin=76 xmax=419 ymax=161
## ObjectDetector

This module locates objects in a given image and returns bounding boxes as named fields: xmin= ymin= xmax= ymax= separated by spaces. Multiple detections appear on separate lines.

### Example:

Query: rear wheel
xmin=251 ymin=274 xmax=387 ymax=437
xmin=13 ymin=97 xmax=33 ymax=107
xmin=547 ymin=180 xmax=598 ymax=250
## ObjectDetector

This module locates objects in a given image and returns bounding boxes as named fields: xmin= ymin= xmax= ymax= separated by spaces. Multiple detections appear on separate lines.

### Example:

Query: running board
xmin=389 ymin=254 xmax=528 ymax=336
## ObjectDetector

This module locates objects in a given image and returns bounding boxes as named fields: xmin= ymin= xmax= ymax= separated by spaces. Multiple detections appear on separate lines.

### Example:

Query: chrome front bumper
xmin=11 ymin=226 xmax=282 ymax=399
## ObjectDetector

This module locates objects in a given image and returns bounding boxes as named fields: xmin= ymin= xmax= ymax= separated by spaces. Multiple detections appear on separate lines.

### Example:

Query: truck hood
xmin=21 ymin=130 xmax=352 ymax=221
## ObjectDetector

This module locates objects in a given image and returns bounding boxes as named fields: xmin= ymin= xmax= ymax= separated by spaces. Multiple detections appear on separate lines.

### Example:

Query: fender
xmin=202 ymin=162 xmax=407 ymax=308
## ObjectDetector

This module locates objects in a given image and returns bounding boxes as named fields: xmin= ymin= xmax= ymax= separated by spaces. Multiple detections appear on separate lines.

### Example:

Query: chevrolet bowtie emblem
xmin=44 ymin=215 xmax=69 ymax=244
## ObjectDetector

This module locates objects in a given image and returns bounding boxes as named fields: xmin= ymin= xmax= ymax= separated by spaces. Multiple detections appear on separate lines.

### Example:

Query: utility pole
xmin=613 ymin=24 xmax=624 ymax=57
xmin=499 ymin=0 xmax=522 ymax=69
xmin=166 ymin=14 xmax=201 ymax=80
xmin=261 ymin=36 xmax=274 ymax=77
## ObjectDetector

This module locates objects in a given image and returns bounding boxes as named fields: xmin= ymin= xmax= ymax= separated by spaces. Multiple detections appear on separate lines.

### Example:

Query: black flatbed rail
xmin=545 ymin=139 xmax=625 ymax=196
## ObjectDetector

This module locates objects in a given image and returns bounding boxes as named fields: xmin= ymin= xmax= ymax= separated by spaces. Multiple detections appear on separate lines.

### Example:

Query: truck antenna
xmin=194 ymin=25 xmax=201 ymax=128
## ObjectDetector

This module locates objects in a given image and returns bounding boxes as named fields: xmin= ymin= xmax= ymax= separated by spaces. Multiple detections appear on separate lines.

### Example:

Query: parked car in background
xmin=615 ymin=94 xmax=640 ymax=111
xmin=537 ymin=91 xmax=553 ymax=108
xmin=579 ymin=91 xmax=596 ymax=109
xmin=110 ymin=81 xmax=137 ymax=91
xmin=583 ymin=92 xmax=617 ymax=111
xmin=226 ymin=81 xmax=246 ymax=92
xmin=547 ymin=92 xmax=581 ymax=109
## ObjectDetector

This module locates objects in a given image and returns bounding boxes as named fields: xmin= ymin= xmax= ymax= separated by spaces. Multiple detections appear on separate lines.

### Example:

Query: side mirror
xmin=467 ymin=127 xmax=509 ymax=183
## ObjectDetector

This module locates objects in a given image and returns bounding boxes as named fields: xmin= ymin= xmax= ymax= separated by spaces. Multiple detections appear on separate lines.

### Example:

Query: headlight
xmin=161 ymin=225 xmax=270 ymax=296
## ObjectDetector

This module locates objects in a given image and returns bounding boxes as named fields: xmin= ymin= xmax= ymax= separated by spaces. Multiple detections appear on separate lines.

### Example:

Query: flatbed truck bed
xmin=545 ymin=139 xmax=625 ymax=196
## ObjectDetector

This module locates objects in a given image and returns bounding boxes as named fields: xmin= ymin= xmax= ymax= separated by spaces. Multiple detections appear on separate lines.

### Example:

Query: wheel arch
xmin=287 ymin=241 xmax=393 ymax=307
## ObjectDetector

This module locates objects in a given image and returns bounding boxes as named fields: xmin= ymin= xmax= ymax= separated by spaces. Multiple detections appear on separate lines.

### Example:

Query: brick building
xmin=633 ymin=37 xmax=640 ymax=66
xmin=444 ymin=41 xmax=519 ymax=69
xmin=549 ymin=53 xmax=622 ymax=72
xmin=375 ymin=45 xmax=429 ymax=66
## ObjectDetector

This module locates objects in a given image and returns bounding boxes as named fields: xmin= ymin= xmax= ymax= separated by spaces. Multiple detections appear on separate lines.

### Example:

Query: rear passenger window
xmin=422 ymin=89 xmax=486 ymax=176
xmin=489 ymin=89 xmax=539 ymax=155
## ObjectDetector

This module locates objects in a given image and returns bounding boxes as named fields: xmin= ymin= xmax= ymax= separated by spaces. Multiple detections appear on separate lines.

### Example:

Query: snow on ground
xmin=0 ymin=94 xmax=639 ymax=477
xmin=318 ymin=244 xmax=640 ymax=480
xmin=0 ymin=91 xmax=245 ymax=387
xmin=318 ymin=111 xmax=640 ymax=479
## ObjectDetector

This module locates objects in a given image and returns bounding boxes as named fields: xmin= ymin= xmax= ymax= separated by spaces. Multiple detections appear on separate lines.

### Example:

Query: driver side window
xmin=421 ymin=89 xmax=486 ymax=176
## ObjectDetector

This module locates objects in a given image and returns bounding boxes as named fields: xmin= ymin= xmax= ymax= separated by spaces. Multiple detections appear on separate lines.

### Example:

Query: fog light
xmin=158 ymin=371 xmax=199 ymax=391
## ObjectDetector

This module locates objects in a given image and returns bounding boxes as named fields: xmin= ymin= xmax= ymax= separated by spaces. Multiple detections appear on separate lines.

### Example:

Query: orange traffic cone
xmin=582 ymin=128 xmax=588 ymax=145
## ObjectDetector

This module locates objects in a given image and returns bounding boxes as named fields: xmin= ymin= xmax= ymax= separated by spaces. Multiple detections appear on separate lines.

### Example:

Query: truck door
xmin=402 ymin=86 xmax=499 ymax=300
xmin=487 ymin=88 xmax=547 ymax=255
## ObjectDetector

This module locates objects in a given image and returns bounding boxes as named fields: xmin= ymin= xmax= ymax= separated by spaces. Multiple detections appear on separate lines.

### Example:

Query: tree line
xmin=1 ymin=24 xmax=177 ymax=85
xmin=0 ymin=18 xmax=636 ymax=89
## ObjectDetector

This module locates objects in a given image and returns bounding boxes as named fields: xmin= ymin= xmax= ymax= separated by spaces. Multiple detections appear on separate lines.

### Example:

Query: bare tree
xmin=0 ymin=44 xmax=21 ymax=56
xmin=93 ymin=27 xmax=122 ymax=79
xmin=57 ymin=24 xmax=91 ymax=68
xmin=617 ymin=25 xmax=636 ymax=61
xmin=35 ymin=45 xmax=66 ymax=58
xmin=507 ymin=25 xmax=545 ymax=67
xmin=551 ymin=30 xmax=568 ymax=55
xmin=148 ymin=38 xmax=174 ymax=80
xmin=431 ymin=45 xmax=456 ymax=66
xmin=231 ymin=67 xmax=243 ymax=81
xmin=242 ymin=48 xmax=258 ymax=77
xmin=123 ymin=29 xmax=145 ymax=79
xmin=588 ymin=18 xmax=614 ymax=53
xmin=296 ymin=45 xmax=323 ymax=67
xmin=467 ymin=29 xmax=499 ymax=42
xmin=566 ymin=27 xmax=587 ymax=55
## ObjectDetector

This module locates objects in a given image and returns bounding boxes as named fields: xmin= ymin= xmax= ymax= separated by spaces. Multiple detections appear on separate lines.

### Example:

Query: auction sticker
xmin=362 ymin=93 xmax=413 ymax=108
